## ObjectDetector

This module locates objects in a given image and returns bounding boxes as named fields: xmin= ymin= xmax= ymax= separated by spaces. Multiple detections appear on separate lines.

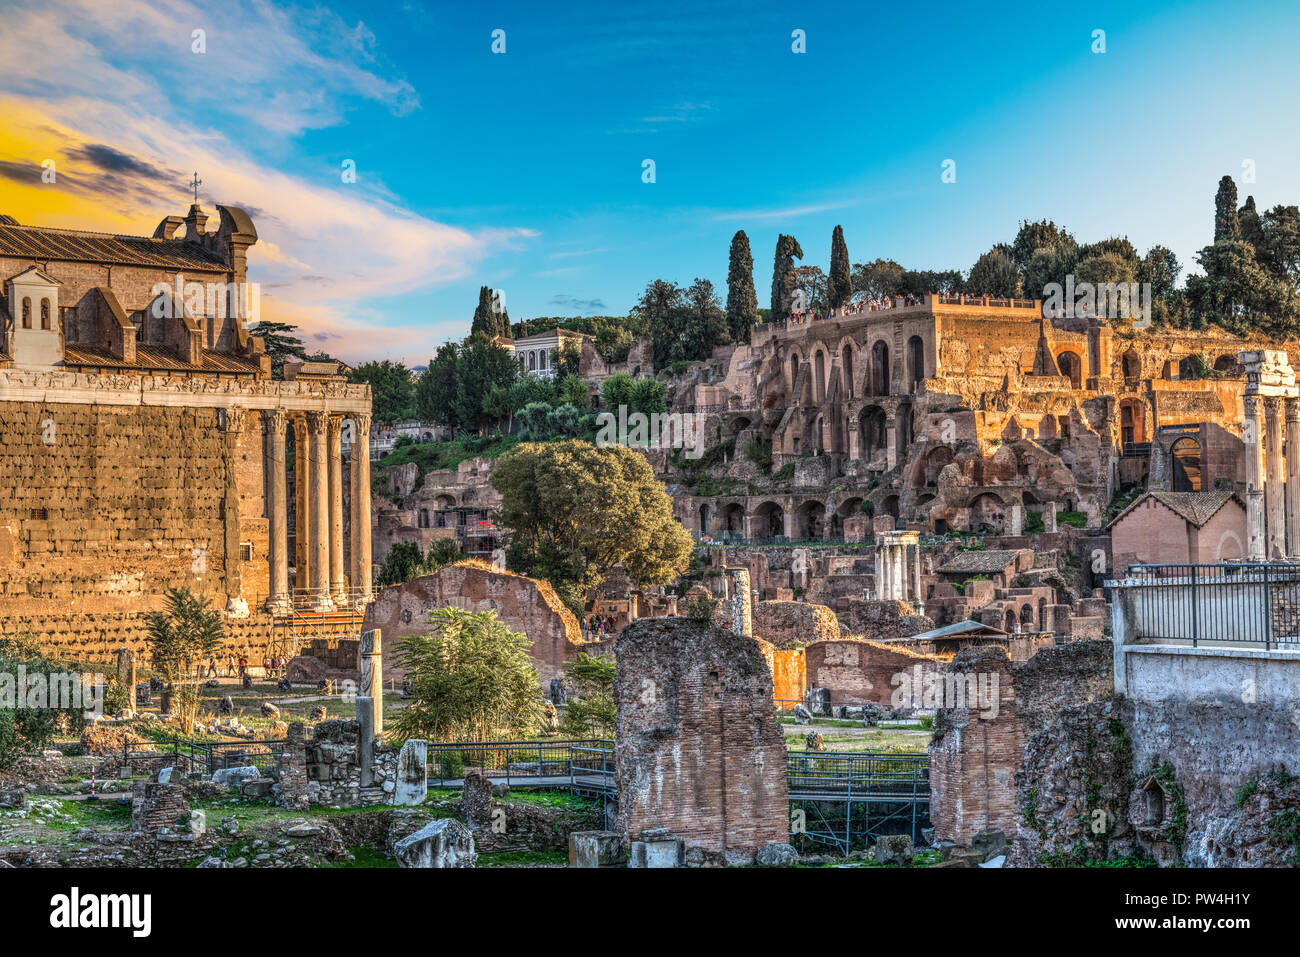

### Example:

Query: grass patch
xmin=477 ymin=849 xmax=567 ymax=867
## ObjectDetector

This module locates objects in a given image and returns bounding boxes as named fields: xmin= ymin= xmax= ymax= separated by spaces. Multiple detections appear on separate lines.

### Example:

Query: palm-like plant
xmin=144 ymin=587 xmax=226 ymax=687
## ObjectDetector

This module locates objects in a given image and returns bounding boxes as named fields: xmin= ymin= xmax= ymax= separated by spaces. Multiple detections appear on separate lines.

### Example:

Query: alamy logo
xmin=0 ymin=666 xmax=106 ymax=719
xmin=148 ymin=274 xmax=260 ymax=323
xmin=49 ymin=888 xmax=151 ymax=937
xmin=594 ymin=405 xmax=707 ymax=460
xmin=890 ymin=664 xmax=1000 ymax=719
xmin=1042 ymin=275 xmax=1151 ymax=326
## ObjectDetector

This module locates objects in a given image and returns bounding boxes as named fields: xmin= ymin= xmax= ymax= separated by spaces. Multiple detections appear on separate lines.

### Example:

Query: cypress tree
xmin=1214 ymin=175 xmax=1240 ymax=241
xmin=470 ymin=285 xmax=496 ymax=337
xmin=725 ymin=230 xmax=758 ymax=342
xmin=829 ymin=224 xmax=852 ymax=310
xmin=771 ymin=234 xmax=804 ymax=322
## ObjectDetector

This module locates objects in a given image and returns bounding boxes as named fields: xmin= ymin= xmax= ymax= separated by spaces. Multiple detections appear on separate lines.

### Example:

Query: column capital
xmin=1287 ymin=396 xmax=1300 ymax=422
xmin=355 ymin=411 xmax=373 ymax=434
xmin=262 ymin=408 xmax=288 ymax=436
xmin=1244 ymin=393 xmax=1262 ymax=415
xmin=327 ymin=412 xmax=345 ymax=439
xmin=306 ymin=409 xmax=329 ymax=434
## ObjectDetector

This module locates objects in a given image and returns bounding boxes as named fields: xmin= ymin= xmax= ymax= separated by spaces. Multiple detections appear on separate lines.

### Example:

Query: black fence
xmin=426 ymin=739 xmax=614 ymax=790
xmin=123 ymin=736 xmax=287 ymax=777
xmin=1120 ymin=562 xmax=1300 ymax=649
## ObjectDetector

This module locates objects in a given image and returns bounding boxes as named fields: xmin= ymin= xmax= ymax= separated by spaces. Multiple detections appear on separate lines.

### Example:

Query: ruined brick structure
xmin=928 ymin=640 xmax=1112 ymax=846
xmin=614 ymin=617 xmax=789 ymax=864
xmin=659 ymin=295 xmax=1285 ymax=543
xmin=0 ymin=205 xmax=374 ymax=658
xmin=361 ymin=560 xmax=588 ymax=688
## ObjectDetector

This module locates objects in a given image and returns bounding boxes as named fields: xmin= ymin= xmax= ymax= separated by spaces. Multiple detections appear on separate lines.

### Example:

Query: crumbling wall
xmin=614 ymin=617 xmax=789 ymax=864
xmin=805 ymin=637 xmax=945 ymax=707
xmin=929 ymin=640 xmax=1112 ymax=846
xmin=362 ymin=560 xmax=585 ymax=688
xmin=752 ymin=600 xmax=840 ymax=647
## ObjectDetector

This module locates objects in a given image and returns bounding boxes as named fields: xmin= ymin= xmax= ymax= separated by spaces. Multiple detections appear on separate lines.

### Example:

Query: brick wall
xmin=805 ymin=638 xmax=946 ymax=706
xmin=928 ymin=640 xmax=1112 ymax=845
xmin=752 ymin=600 xmax=840 ymax=647
xmin=614 ymin=618 xmax=789 ymax=864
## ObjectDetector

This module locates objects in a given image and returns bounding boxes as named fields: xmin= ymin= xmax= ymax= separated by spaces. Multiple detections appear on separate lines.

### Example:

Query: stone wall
xmin=928 ymin=640 xmax=1112 ymax=846
xmin=805 ymin=637 xmax=946 ymax=707
xmin=614 ymin=617 xmax=789 ymax=864
xmin=752 ymin=600 xmax=840 ymax=647
xmin=362 ymin=560 xmax=586 ymax=688
xmin=273 ymin=719 xmax=398 ymax=809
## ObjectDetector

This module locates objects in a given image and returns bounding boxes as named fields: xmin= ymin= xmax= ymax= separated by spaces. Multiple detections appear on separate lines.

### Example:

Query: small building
xmin=1108 ymin=490 xmax=1246 ymax=575
xmin=509 ymin=327 xmax=592 ymax=379
xmin=934 ymin=548 xmax=1034 ymax=591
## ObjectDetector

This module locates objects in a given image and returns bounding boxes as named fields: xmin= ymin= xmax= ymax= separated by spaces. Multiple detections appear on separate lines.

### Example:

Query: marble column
xmin=293 ymin=415 xmax=309 ymax=601
xmin=894 ymin=543 xmax=907 ymax=602
xmin=1266 ymin=397 xmax=1286 ymax=559
xmin=350 ymin=412 xmax=373 ymax=601
xmin=1244 ymin=394 xmax=1265 ymax=560
xmin=307 ymin=410 xmax=333 ymax=610
xmin=913 ymin=543 xmax=922 ymax=605
xmin=1287 ymin=398 xmax=1300 ymax=558
xmin=263 ymin=410 xmax=290 ymax=614
xmin=328 ymin=414 xmax=347 ymax=604
xmin=876 ymin=541 xmax=891 ymax=600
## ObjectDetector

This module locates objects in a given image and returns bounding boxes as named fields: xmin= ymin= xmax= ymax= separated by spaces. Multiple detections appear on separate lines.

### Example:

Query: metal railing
xmin=1116 ymin=562 xmax=1300 ymax=650
xmin=787 ymin=750 xmax=930 ymax=801
xmin=426 ymin=738 xmax=614 ymax=788
xmin=123 ymin=736 xmax=288 ymax=777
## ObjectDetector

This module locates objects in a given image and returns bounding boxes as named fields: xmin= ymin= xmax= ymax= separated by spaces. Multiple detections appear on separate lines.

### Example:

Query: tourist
xmin=206 ymin=657 xmax=217 ymax=678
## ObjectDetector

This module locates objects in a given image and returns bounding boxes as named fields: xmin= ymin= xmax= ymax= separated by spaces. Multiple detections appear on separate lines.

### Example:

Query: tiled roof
xmin=62 ymin=344 xmax=261 ymax=374
xmin=0 ymin=223 xmax=227 ymax=270
xmin=1109 ymin=490 xmax=1241 ymax=529
xmin=911 ymin=619 xmax=1009 ymax=641
xmin=936 ymin=549 xmax=1022 ymax=575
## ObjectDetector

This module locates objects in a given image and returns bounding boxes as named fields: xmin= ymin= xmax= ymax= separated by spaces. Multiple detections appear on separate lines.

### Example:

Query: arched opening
xmin=859 ymin=406 xmax=887 ymax=463
xmin=906 ymin=335 xmax=925 ymax=391
xmin=21 ymin=297 xmax=31 ymax=329
xmin=528 ymin=352 xmax=537 ymax=371
xmin=842 ymin=343 xmax=855 ymax=398
xmin=1178 ymin=356 xmax=1198 ymax=380
xmin=969 ymin=493 xmax=1008 ymax=532
xmin=698 ymin=504 xmax=711 ymax=535
xmin=870 ymin=341 xmax=890 ymax=396
xmin=722 ymin=503 xmax=745 ymax=534
xmin=731 ymin=416 xmax=752 ymax=435
xmin=1122 ymin=349 xmax=1141 ymax=382
xmin=789 ymin=353 xmax=801 ymax=394
xmin=40 ymin=299 xmax=50 ymax=331
xmin=1120 ymin=399 xmax=1145 ymax=447
xmin=814 ymin=350 xmax=827 ymax=403
xmin=1056 ymin=351 xmax=1082 ymax=389
xmin=924 ymin=445 xmax=955 ymax=486
xmin=880 ymin=494 xmax=900 ymax=520
xmin=809 ymin=413 xmax=825 ymax=453
xmin=796 ymin=501 xmax=827 ymax=540
xmin=1005 ymin=608 xmax=1018 ymax=633
xmin=1214 ymin=355 xmax=1240 ymax=375
xmin=1171 ymin=437 xmax=1202 ymax=492
xmin=1020 ymin=604 xmax=1035 ymax=628
xmin=753 ymin=502 xmax=785 ymax=540
xmin=896 ymin=405 xmax=913 ymax=455
xmin=1038 ymin=597 xmax=1048 ymax=631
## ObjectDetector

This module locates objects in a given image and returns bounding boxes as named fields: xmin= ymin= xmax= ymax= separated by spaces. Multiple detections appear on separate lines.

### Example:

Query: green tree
xmin=492 ymin=441 xmax=694 ymax=610
xmin=770 ymin=234 xmax=804 ymax=321
xmin=966 ymin=248 xmax=1023 ymax=297
xmin=143 ymin=587 xmax=226 ymax=686
xmin=851 ymin=258 xmax=905 ymax=302
xmin=725 ymin=229 xmax=758 ymax=343
xmin=470 ymin=285 xmax=498 ymax=337
xmin=558 ymin=652 xmax=616 ymax=738
xmin=1010 ymin=219 xmax=1076 ymax=272
xmin=1214 ymin=175 xmax=1240 ymax=241
xmin=793 ymin=265 xmax=827 ymax=314
xmin=249 ymin=320 xmax=307 ymax=379
xmin=415 ymin=343 xmax=460 ymax=427
xmin=390 ymin=606 xmax=542 ymax=744
xmin=350 ymin=360 xmax=415 ymax=424
xmin=828 ymin=224 xmax=852 ymax=309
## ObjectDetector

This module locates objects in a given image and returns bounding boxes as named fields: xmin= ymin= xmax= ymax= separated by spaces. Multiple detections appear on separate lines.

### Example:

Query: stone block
xmin=393 ymin=818 xmax=477 ymax=868
xmin=569 ymin=830 xmax=626 ymax=868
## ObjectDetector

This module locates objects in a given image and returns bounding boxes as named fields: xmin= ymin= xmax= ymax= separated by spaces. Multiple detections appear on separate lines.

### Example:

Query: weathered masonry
xmin=0 ymin=203 xmax=373 ymax=657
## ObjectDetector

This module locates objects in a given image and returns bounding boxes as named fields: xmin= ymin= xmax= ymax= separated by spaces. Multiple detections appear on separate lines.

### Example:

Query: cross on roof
xmin=189 ymin=172 xmax=202 ymax=203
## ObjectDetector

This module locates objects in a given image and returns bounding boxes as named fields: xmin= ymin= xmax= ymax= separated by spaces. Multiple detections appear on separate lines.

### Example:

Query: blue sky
xmin=2 ymin=0 xmax=1299 ymax=364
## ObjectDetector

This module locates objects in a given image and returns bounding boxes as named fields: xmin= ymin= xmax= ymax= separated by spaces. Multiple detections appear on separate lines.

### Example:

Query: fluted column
xmin=263 ymin=410 xmax=290 ymax=614
xmin=350 ymin=412 xmax=373 ymax=601
xmin=328 ymin=414 xmax=347 ymax=604
xmin=1287 ymin=398 xmax=1300 ymax=558
xmin=1266 ymin=397 xmax=1286 ymax=560
xmin=293 ymin=415 xmax=309 ymax=601
xmin=307 ymin=410 xmax=333 ymax=610
xmin=1245 ymin=395 xmax=1265 ymax=560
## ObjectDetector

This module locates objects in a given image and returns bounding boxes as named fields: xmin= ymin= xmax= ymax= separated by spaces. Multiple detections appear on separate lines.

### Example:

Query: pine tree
xmin=771 ymin=234 xmax=804 ymax=322
xmin=1214 ymin=175 xmax=1240 ymax=241
xmin=828 ymin=225 xmax=852 ymax=310
xmin=725 ymin=230 xmax=758 ymax=342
